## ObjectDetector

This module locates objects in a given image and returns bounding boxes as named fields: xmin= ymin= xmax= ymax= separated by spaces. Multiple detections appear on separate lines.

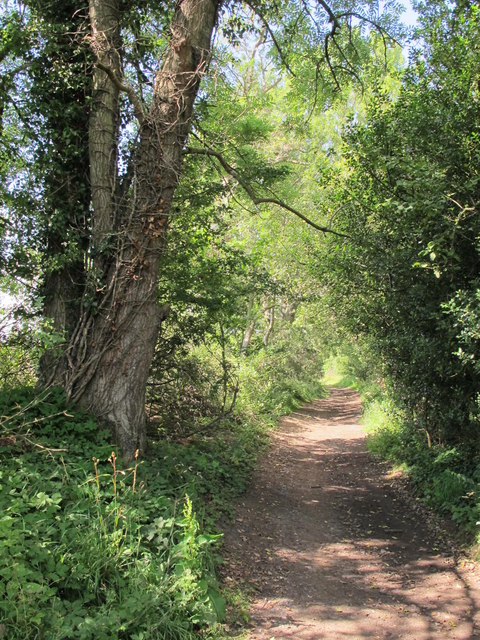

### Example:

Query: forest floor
xmin=220 ymin=387 xmax=480 ymax=639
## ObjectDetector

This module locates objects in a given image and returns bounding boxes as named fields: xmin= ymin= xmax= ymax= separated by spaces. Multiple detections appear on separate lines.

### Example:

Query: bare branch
xmin=243 ymin=1 xmax=297 ymax=77
xmin=95 ymin=62 xmax=146 ymax=124
xmin=184 ymin=146 xmax=349 ymax=238
xmin=330 ymin=34 xmax=364 ymax=88
xmin=336 ymin=11 xmax=400 ymax=48
xmin=324 ymin=33 xmax=341 ymax=90
xmin=316 ymin=0 xmax=341 ymax=34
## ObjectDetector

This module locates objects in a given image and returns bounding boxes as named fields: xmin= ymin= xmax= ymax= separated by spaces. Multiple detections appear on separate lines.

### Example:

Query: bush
xmin=237 ymin=327 xmax=325 ymax=419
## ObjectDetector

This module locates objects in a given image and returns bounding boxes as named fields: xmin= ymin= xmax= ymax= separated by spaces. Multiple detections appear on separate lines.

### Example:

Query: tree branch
xmin=324 ymin=33 xmax=341 ymax=90
xmin=95 ymin=62 xmax=146 ymax=124
xmin=184 ymin=146 xmax=349 ymax=238
xmin=336 ymin=11 xmax=400 ymax=49
xmin=243 ymin=1 xmax=297 ymax=77
xmin=316 ymin=0 xmax=341 ymax=34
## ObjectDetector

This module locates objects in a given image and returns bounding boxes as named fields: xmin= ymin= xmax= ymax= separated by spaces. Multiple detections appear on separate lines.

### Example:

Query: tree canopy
xmin=0 ymin=0 xmax=402 ymax=456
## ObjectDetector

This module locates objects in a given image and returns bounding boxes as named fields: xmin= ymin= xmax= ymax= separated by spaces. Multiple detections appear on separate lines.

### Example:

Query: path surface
xmin=222 ymin=388 xmax=480 ymax=639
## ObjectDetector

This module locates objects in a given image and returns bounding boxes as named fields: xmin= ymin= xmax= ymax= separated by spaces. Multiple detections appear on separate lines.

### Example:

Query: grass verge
xmin=323 ymin=352 xmax=480 ymax=548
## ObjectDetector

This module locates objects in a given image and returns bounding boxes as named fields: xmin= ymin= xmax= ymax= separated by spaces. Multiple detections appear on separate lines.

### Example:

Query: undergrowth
xmin=0 ymin=312 xmax=326 ymax=640
xmin=0 ymin=387 xmax=270 ymax=640
xmin=237 ymin=338 xmax=326 ymax=419
xmin=366 ymin=402 xmax=480 ymax=541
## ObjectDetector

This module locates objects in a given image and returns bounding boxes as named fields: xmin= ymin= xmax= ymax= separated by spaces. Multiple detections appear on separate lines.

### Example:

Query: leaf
xmin=208 ymin=586 xmax=226 ymax=622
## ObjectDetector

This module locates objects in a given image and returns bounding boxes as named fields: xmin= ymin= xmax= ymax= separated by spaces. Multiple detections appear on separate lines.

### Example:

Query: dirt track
xmin=222 ymin=388 xmax=480 ymax=639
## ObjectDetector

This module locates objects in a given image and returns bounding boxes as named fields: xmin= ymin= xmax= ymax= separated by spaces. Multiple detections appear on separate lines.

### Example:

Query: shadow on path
xmin=222 ymin=388 xmax=480 ymax=640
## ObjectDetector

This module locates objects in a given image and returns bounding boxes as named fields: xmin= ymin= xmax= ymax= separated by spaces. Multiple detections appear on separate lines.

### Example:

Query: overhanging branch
xmin=243 ymin=0 xmax=297 ymax=77
xmin=317 ymin=0 xmax=341 ymax=33
xmin=184 ymin=146 xmax=349 ymax=238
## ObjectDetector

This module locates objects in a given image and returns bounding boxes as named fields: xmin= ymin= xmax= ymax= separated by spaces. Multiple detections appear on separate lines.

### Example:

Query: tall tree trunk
xmin=37 ymin=3 xmax=91 ymax=383
xmin=40 ymin=259 xmax=86 ymax=379
xmin=88 ymin=0 xmax=122 ymax=260
xmin=64 ymin=0 xmax=220 ymax=459
xmin=263 ymin=296 xmax=276 ymax=346
xmin=241 ymin=294 xmax=258 ymax=353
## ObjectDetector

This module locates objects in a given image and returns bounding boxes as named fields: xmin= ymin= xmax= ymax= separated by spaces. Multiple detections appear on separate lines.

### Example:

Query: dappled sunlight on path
xmin=222 ymin=388 xmax=480 ymax=639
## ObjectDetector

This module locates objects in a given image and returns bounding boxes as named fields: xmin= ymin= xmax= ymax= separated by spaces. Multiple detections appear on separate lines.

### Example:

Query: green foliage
xmin=0 ymin=337 xmax=36 ymax=388
xmin=0 ymin=390 xmax=239 ymax=639
xmin=150 ymin=76 xmax=332 ymax=435
xmin=0 ymin=298 xmax=66 ymax=390
xmin=0 ymin=1 xmax=91 ymax=286
xmin=237 ymin=323 xmax=326 ymax=418
xmin=363 ymin=387 xmax=480 ymax=539
xmin=322 ymin=338 xmax=384 ymax=399
xmin=322 ymin=1 xmax=480 ymax=451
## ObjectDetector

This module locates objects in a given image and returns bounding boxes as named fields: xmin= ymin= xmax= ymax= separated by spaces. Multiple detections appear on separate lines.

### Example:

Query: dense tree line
xmin=0 ymin=0 xmax=398 ymax=456
xmin=322 ymin=1 xmax=480 ymax=448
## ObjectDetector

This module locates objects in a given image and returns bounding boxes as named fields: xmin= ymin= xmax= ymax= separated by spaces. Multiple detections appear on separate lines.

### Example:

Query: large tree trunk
xmin=63 ymin=0 xmax=220 ymax=459
xmin=88 ymin=0 xmax=122 ymax=261
xmin=37 ymin=25 xmax=91 ymax=382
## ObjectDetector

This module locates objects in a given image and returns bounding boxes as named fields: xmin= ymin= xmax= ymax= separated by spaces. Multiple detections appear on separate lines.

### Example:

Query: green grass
xmin=361 ymin=392 xmax=480 ymax=544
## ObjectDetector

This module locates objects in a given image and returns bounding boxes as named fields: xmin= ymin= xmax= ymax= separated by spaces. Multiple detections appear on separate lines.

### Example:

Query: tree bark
xmin=88 ymin=0 xmax=122 ymax=260
xmin=263 ymin=296 xmax=276 ymax=346
xmin=63 ymin=0 xmax=220 ymax=459
xmin=241 ymin=294 xmax=258 ymax=353
xmin=37 ymin=4 xmax=91 ymax=383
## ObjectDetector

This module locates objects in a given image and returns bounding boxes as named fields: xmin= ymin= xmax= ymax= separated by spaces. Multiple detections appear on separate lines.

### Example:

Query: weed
xmin=0 ymin=390 xmax=227 ymax=639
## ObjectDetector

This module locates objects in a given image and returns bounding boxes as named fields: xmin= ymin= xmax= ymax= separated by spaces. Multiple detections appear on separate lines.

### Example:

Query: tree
xmin=321 ymin=0 xmax=480 ymax=445
xmin=0 ymin=0 xmax=399 ymax=457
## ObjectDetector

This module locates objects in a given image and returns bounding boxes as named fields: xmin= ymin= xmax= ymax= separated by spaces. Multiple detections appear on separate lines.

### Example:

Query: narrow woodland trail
xmin=222 ymin=388 xmax=480 ymax=639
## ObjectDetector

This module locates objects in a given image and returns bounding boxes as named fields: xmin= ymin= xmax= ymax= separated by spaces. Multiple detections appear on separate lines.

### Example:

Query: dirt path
xmin=221 ymin=388 xmax=480 ymax=639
